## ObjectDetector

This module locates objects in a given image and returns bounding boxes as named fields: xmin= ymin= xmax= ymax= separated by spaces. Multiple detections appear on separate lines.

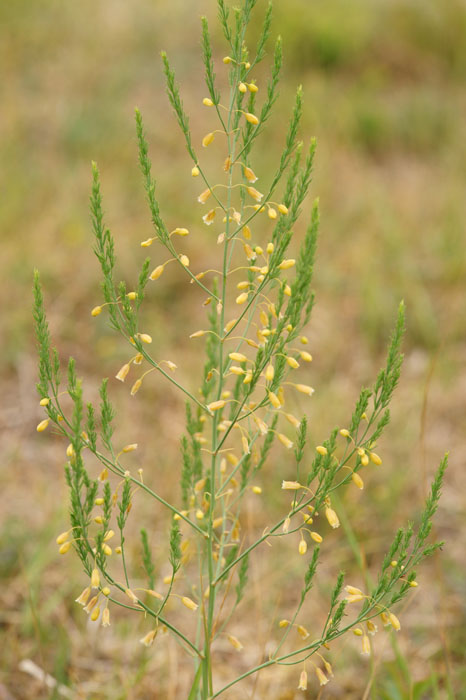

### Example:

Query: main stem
xmin=201 ymin=53 xmax=239 ymax=700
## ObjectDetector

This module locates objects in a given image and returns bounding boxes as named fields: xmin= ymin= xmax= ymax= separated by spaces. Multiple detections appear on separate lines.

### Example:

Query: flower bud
xmin=243 ymin=166 xmax=257 ymax=183
xmin=278 ymin=258 xmax=296 ymax=270
xmin=181 ymin=596 xmax=198 ymax=611
xmin=315 ymin=668 xmax=329 ymax=686
xmin=227 ymin=634 xmax=243 ymax=650
xmin=286 ymin=356 xmax=299 ymax=369
xmin=298 ymin=670 xmax=308 ymax=690
xmin=244 ymin=112 xmax=259 ymax=125
xmin=278 ymin=433 xmax=293 ymax=449
xmin=198 ymin=188 xmax=211 ymax=204
xmin=140 ymin=629 xmax=157 ymax=647
xmin=325 ymin=506 xmax=340 ymax=529
xmin=202 ymin=131 xmax=215 ymax=147
xmin=208 ymin=400 xmax=226 ymax=412
xmin=246 ymin=186 xmax=263 ymax=202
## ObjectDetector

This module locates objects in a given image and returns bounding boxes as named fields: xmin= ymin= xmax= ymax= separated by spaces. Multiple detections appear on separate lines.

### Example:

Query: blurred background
xmin=1 ymin=0 xmax=465 ymax=697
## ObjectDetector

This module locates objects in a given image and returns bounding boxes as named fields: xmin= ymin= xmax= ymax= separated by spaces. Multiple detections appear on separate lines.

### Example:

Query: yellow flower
xmin=91 ymin=305 xmax=103 ymax=317
xmin=202 ymin=132 xmax=215 ymax=147
xmin=316 ymin=445 xmax=328 ymax=456
xmin=282 ymin=480 xmax=302 ymax=490
xmin=352 ymin=472 xmax=364 ymax=489
xmin=278 ymin=258 xmax=295 ymax=270
xmin=208 ymin=400 xmax=226 ymax=412
xmin=345 ymin=585 xmax=364 ymax=596
xmin=56 ymin=530 xmax=70 ymax=545
xmin=125 ymin=588 xmax=139 ymax=604
xmin=370 ymin=452 xmax=382 ymax=465
xmin=361 ymin=634 xmax=371 ymax=655
xmin=246 ymin=186 xmax=263 ymax=202
xmin=227 ymin=634 xmax=243 ymax=651
xmin=295 ymin=383 xmax=314 ymax=396
xmin=243 ymin=166 xmax=257 ymax=182
xmin=140 ymin=629 xmax=157 ymax=647
xmin=202 ymin=209 xmax=216 ymax=225
xmin=346 ymin=593 xmax=365 ymax=603
xmin=297 ymin=625 xmax=309 ymax=639
xmin=315 ymin=668 xmax=329 ymax=686
xmin=244 ymin=112 xmax=259 ymax=125
xmin=130 ymin=378 xmax=142 ymax=396
xmin=278 ymin=433 xmax=293 ymax=449
xmin=229 ymin=352 xmax=247 ymax=362
xmin=181 ymin=596 xmax=198 ymax=611
xmin=325 ymin=506 xmax=340 ymax=529
xmin=298 ymin=670 xmax=308 ymax=690
xmin=202 ymin=97 xmax=214 ymax=106
xmin=91 ymin=568 xmax=100 ymax=589
xmin=265 ymin=391 xmax=282 ymax=412
xmin=236 ymin=292 xmax=248 ymax=305
xmin=75 ymin=586 xmax=91 ymax=606
xmin=198 ymin=188 xmax=211 ymax=204
xmin=122 ymin=443 xmax=138 ymax=453
xmin=36 ymin=419 xmax=50 ymax=433
xmin=115 ymin=363 xmax=130 ymax=382
xmin=84 ymin=595 xmax=99 ymax=613
xmin=101 ymin=608 xmax=111 ymax=627
xmin=191 ymin=166 xmax=200 ymax=177
xmin=286 ymin=356 xmax=299 ymax=369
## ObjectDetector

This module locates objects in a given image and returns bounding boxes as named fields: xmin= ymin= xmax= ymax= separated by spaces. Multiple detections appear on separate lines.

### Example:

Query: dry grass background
xmin=1 ymin=0 xmax=465 ymax=697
